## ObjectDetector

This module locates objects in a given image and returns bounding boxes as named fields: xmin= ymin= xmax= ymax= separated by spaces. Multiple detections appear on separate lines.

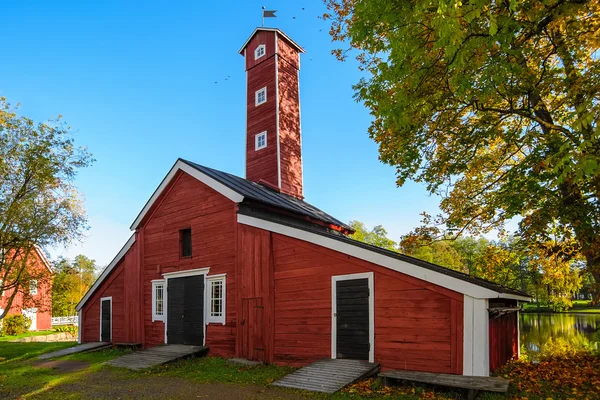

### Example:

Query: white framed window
xmin=255 ymin=87 xmax=267 ymax=106
xmin=29 ymin=280 xmax=38 ymax=295
xmin=255 ymin=131 xmax=267 ymax=150
xmin=152 ymin=280 xmax=165 ymax=322
xmin=254 ymin=44 xmax=266 ymax=60
xmin=206 ymin=275 xmax=226 ymax=325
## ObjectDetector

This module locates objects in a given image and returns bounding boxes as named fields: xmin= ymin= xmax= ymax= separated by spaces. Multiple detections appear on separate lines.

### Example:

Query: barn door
xmin=167 ymin=275 xmax=205 ymax=345
xmin=334 ymin=276 xmax=372 ymax=361
xmin=100 ymin=298 xmax=111 ymax=342
xmin=241 ymin=297 xmax=264 ymax=361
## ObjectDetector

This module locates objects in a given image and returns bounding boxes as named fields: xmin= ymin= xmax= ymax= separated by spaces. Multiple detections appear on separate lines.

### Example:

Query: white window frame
xmin=255 ymin=131 xmax=267 ymax=151
xmin=255 ymin=87 xmax=267 ymax=106
xmin=152 ymin=280 xmax=165 ymax=322
xmin=254 ymin=44 xmax=266 ymax=60
xmin=205 ymin=274 xmax=226 ymax=325
xmin=30 ymin=279 xmax=38 ymax=295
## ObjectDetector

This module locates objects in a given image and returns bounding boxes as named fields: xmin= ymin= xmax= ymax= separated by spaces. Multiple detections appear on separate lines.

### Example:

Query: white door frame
xmin=22 ymin=308 xmax=38 ymax=331
xmin=99 ymin=297 xmax=112 ymax=342
xmin=162 ymin=267 xmax=210 ymax=345
xmin=331 ymin=272 xmax=374 ymax=363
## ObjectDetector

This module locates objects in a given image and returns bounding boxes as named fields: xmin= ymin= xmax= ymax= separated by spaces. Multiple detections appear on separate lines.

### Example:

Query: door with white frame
xmin=22 ymin=308 xmax=37 ymax=331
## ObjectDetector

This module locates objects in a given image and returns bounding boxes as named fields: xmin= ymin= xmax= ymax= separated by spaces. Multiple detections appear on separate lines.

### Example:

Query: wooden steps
xmin=379 ymin=370 xmax=509 ymax=400
xmin=107 ymin=344 xmax=208 ymax=370
xmin=272 ymin=358 xmax=380 ymax=394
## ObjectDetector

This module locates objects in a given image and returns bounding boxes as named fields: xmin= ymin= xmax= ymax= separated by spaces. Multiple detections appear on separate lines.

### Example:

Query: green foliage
xmin=53 ymin=325 xmax=78 ymax=335
xmin=52 ymin=255 xmax=97 ymax=317
xmin=408 ymin=241 xmax=466 ymax=272
xmin=1 ymin=314 xmax=31 ymax=336
xmin=0 ymin=97 xmax=93 ymax=319
xmin=349 ymin=220 xmax=398 ymax=251
xmin=325 ymin=0 xmax=600 ymax=300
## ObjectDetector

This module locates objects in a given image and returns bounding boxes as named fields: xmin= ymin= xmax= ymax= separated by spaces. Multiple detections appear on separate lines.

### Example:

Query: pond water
xmin=519 ymin=313 xmax=600 ymax=361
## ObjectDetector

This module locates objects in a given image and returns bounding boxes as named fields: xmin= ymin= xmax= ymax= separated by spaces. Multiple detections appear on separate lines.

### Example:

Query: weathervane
xmin=261 ymin=6 xmax=276 ymax=26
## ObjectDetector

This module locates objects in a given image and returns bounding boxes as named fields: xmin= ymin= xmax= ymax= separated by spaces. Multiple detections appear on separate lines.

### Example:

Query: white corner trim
xmin=238 ymin=215 xmax=502 ymax=299
xmin=130 ymin=160 xmax=245 ymax=230
xmin=77 ymin=309 xmax=82 ymax=343
xmin=331 ymin=272 xmax=374 ymax=363
xmin=463 ymin=296 xmax=489 ymax=376
xmin=76 ymin=235 xmax=135 ymax=311
xmin=99 ymin=297 xmax=112 ymax=342
xmin=275 ymin=32 xmax=281 ymax=189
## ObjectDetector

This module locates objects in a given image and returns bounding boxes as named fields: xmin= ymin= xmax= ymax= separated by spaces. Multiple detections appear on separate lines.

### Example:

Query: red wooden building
xmin=76 ymin=28 xmax=529 ymax=376
xmin=1 ymin=246 xmax=53 ymax=331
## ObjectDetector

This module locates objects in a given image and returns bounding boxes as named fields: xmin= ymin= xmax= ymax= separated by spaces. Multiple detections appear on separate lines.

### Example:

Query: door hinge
xmin=254 ymin=348 xmax=264 ymax=351
xmin=254 ymin=305 xmax=264 ymax=309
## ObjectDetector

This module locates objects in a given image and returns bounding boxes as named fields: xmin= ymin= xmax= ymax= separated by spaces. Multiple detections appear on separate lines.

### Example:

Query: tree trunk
xmin=590 ymin=262 xmax=600 ymax=306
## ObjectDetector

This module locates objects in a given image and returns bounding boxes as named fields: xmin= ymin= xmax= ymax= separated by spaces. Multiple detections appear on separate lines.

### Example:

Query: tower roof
xmin=238 ymin=27 xmax=305 ymax=55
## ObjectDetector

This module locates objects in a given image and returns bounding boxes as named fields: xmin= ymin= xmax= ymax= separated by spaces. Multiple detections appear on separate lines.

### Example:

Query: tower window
xmin=254 ymin=44 xmax=266 ymax=60
xmin=180 ymin=228 xmax=192 ymax=257
xmin=255 ymin=131 xmax=267 ymax=150
xmin=255 ymin=87 xmax=267 ymax=106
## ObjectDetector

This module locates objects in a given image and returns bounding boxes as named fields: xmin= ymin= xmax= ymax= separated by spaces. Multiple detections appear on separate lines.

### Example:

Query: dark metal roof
xmin=238 ymin=207 xmax=531 ymax=300
xmin=180 ymin=159 xmax=352 ymax=231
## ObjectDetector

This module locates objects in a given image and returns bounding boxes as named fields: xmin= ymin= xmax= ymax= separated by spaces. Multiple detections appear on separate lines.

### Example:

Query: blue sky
xmin=1 ymin=0 xmax=442 ymax=266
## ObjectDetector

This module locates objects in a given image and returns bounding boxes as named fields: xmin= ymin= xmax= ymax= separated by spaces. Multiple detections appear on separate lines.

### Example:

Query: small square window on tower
xmin=255 ymin=131 xmax=267 ymax=150
xmin=254 ymin=44 xmax=266 ymax=60
xmin=255 ymin=87 xmax=267 ymax=106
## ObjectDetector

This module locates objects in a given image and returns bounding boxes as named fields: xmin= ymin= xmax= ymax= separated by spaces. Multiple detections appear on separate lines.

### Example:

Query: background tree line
xmin=51 ymin=255 xmax=97 ymax=317
xmin=349 ymin=221 xmax=586 ymax=311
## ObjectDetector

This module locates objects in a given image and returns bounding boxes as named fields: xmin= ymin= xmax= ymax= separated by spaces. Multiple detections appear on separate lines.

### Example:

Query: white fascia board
xmin=130 ymin=160 xmax=244 ymax=230
xmin=75 ymin=234 xmax=135 ymax=311
xmin=495 ymin=292 xmax=531 ymax=302
xmin=34 ymin=246 xmax=53 ymax=273
xmin=237 ymin=215 xmax=499 ymax=299
xmin=238 ymin=27 xmax=305 ymax=55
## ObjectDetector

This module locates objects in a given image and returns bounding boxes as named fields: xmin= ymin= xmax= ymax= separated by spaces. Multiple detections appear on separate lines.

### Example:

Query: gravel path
xmin=47 ymin=370 xmax=308 ymax=400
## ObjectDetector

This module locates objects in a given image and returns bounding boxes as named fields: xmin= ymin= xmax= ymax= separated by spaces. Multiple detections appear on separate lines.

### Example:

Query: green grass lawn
xmin=0 ymin=329 xmax=60 ymax=342
xmin=0 ymin=340 xmax=597 ymax=399
xmin=522 ymin=299 xmax=600 ymax=313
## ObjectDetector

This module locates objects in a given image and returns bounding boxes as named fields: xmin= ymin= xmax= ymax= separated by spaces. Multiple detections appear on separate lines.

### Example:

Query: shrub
xmin=2 ymin=314 xmax=31 ymax=336
xmin=54 ymin=325 xmax=78 ymax=336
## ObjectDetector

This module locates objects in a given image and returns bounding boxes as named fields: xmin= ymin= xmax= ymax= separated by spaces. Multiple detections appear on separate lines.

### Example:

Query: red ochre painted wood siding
xmin=277 ymin=52 xmax=302 ymax=198
xmin=245 ymin=30 xmax=277 ymax=71
xmin=81 ymin=261 xmax=126 ymax=343
xmin=0 ymin=251 xmax=53 ymax=331
xmin=277 ymin=35 xmax=300 ymax=70
xmin=489 ymin=312 xmax=518 ymax=372
xmin=140 ymin=171 xmax=237 ymax=357
xmin=235 ymin=224 xmax=275 ymax=363
xmin=246 ymin=56 xmax=278 ymax=187
xmin=270 ymin=232 xmax=464 ymax=373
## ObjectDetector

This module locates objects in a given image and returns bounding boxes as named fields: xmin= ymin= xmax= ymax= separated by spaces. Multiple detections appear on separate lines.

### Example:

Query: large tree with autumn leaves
xmin=325 ymin=0 xmax=600 ymax=299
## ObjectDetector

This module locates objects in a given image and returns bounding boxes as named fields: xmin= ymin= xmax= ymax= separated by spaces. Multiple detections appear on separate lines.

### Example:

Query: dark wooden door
xmin=335 ymin=278 xmax=370 ymax=360
xmin=100 ymin=299 xmax=111 ymax=342
xmin=241 ymin=297 xmax=264 ymax=361
xmin=167 ymin=275 xmax=205 ymax=345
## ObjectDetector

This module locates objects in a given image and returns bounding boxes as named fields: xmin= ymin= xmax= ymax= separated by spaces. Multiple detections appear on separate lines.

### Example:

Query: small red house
xmin=0 ymin=246 xmax=53 ymax=331
xmin=76 ymin=28 xmax=530 ymax=376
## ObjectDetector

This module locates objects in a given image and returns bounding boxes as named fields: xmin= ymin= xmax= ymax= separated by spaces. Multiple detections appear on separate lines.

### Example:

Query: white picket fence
xmin=51 ymin=316 xmax=78 ymax=326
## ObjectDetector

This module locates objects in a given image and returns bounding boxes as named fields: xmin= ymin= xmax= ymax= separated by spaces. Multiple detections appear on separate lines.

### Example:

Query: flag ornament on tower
xmin=261 ymin=7 xmax=277 ymax=26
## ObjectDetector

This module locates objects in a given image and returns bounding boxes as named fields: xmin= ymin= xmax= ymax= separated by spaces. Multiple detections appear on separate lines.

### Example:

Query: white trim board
xmin=331 ymin=272 xmax=374 ymax=363
xmin=130 ymin=160 xmax=244 ymax=230
xmin=237 ymin=215 xmax=528 ymax=300
xmin=99 ymin=297 xmax=112 ymax=342
xmin=76 ymin=235 xmax=136 ymax=311
xmin=463 ymin=296 xmax=489 ymax=376
xmin=238 ymin=27 xmax=305 ymax=55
